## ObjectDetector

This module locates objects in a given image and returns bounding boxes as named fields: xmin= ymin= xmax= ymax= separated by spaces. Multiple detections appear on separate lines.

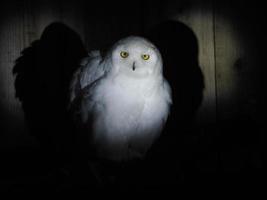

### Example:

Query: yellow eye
xmin=120 ymin=51 xmax=129 ymax=58
xmin=141 ymin=54 xmax=150 ymax=60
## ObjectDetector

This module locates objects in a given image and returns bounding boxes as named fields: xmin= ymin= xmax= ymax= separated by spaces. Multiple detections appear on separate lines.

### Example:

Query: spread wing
xmin=69 ymin=50 xmax=111 ymax=124
xmin=69 ymin=50 xmax=106 ymax=103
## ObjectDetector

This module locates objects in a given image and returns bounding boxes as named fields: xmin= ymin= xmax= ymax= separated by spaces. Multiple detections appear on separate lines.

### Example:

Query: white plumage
xmin=69 ymin=36 xmax=172 ymax=161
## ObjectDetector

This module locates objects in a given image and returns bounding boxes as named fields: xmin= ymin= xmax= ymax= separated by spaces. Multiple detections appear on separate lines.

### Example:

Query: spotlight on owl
xmin=69 ymin=36 xmax=172 ymax=161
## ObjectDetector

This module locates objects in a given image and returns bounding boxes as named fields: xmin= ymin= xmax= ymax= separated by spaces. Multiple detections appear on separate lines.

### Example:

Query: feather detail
xmin=69 ymin=36 xmax=172 ymax=161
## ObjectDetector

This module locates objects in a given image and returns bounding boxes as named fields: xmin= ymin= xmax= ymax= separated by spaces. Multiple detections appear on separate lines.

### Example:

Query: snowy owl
xmin=69 ymin=36 xmax=172 ymax=161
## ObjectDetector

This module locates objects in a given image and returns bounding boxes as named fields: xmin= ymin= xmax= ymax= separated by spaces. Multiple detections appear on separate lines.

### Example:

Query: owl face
xmin=110 ymin=36 xmax=162 ymax=78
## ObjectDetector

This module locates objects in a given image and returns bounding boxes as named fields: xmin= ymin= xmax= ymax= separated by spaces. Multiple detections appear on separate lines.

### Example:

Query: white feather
xmin=70 ymin=36 xmax=172 ymax=161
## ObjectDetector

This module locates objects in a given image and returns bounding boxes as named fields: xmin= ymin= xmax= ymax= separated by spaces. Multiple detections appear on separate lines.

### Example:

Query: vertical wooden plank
xmin=170 ymin=0 xmax=216 ymax=124
xmin=21 ymin=0 xmax=38 ymax=47
xmin=142 ymin=1 xmax=218 ymax=175
xmin=0 ymin=0 xmax=68 ymax=148
xmin=143 ymin=0 xmax=164 ymax=32
xmin=82 ymin=1 xmax=146 ymax=51
xmin=0 ymin=1 xmax=27 ymax=148
xmin=214 ymin=3 xmax=245 ymax=121
xmin=60 ymin=0 xmax=86 ymax=44
xmin=27 ymin=0 xmax=62 ymax=39
xmin=213 ymin=2 xmax=265 ymax=172
xmin=143 ymin=0 xmax=216 ymax=124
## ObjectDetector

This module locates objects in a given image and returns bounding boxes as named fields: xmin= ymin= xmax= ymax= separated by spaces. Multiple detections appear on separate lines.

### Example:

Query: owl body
xmin=70 ymin=36 xmax=172 ymax=161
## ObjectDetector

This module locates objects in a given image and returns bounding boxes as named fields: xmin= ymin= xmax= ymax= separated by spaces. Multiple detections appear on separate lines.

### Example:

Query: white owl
xmin=69 ymin=36 xmax=172 ymax=161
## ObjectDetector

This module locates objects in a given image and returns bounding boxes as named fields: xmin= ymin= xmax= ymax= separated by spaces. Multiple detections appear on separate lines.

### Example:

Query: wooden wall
xmin=0 ymin=0 xmax=264 ymax=148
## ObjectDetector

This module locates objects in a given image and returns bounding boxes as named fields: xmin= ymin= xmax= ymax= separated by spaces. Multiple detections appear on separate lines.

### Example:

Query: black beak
xmin=132 ymin=62 xmax=136 ymax=71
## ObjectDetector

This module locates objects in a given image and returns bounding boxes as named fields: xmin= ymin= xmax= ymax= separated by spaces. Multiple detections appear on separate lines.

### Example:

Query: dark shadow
xmin=148 ymin=20 xmax=204 ymax=124
xmin=140 ymin=20 xmax=204 ymax=186
xmin=13 ymin=22 xmax=87 ymax=170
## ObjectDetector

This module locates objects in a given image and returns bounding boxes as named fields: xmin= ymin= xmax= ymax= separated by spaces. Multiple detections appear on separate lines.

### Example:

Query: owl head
xmin=106 ymin=36 xmax=163 ymax=78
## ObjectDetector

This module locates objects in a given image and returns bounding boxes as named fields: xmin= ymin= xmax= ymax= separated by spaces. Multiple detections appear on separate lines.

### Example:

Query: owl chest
xmin=105 ymin=86 xmax=147 ymax=125
xmin=91 ymin=78 xmax=168 ymax=161
xmin=97 ymin=80 xmax=162 ymax=134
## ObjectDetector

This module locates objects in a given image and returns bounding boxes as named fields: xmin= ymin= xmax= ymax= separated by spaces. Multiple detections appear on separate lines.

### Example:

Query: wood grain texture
xmin=214 ymin=3 xmax=244 ymax=121
xmin=171 ymin=0 xmax=216 ymax=123
xmin=60 ymin=1 xmax=86 ymax=44
xmin=0 ymin=0 xmax=261 ymax=148
xmin=0 ymin=1 xmax=27 ymax=148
